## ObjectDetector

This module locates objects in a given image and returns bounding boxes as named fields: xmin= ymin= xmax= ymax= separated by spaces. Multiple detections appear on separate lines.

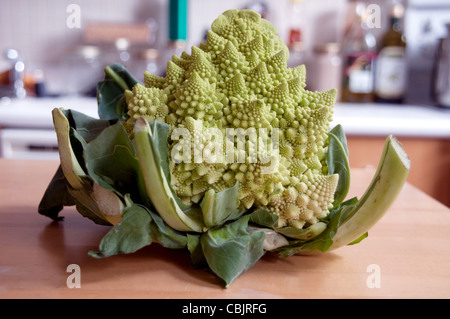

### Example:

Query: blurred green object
xmin=169 ymin=0 xmax=188 ymax=41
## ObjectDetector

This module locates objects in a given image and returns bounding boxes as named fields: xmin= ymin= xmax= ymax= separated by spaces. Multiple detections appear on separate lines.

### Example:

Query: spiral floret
xmin=123 ymin=9 xmax=339 ymax=229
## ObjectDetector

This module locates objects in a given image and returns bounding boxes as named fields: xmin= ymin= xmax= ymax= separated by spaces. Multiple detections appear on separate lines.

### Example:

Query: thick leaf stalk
xmin=328 ymin=135 xmax=410 ymax=250
xmin=133 ymin=117 xmax=205 ymax=232
xmin=52 ymin=108 xmax=85 ymax=190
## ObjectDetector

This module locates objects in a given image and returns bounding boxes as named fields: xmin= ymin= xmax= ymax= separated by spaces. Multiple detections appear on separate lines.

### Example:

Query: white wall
xmin=0 ymin=0 xmax=349 ymax=61
xmin=0 ymin=0 xmax=168 ymax=93
xmin=0 ymin=0 xmax=166 ymax=64
xmin=0 ymin=0 xmax=387 ymax=94
xmin=188 ymin=0 xmax=347 ymax=52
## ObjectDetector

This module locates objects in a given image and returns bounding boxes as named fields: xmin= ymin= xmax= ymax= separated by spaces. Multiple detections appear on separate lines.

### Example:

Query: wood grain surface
xmin=1 ymin=159 xmax=449 ymax=299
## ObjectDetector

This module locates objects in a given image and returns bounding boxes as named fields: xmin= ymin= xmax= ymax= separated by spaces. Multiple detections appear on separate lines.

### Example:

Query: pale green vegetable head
xmin=123 ymin=9 xmax=343 ymax=231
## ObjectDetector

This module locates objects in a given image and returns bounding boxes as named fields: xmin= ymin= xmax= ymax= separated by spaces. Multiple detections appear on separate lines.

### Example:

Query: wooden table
xmin=1 ymin=158 xmax=449 ymax=299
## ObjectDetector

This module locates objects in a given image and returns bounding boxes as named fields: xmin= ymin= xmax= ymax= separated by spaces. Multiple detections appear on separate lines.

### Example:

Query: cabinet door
xmin=346 ymin=136 xmax=450 ymax=207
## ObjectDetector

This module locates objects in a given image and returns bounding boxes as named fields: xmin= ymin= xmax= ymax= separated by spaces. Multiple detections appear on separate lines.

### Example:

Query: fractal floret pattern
xmin=123 ymin=9 xmax=339 ymax=229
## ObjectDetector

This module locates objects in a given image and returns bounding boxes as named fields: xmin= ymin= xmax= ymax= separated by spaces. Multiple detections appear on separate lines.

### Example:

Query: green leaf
xmin=276 ymin=222 xmax=327 ymax=240
xmin=64 ymin=109 xmax=111 ymax=143
xmin=38 ymin=165 xmax=75 ymax=221
xmin=187 ymin=234 xmax=208 ymax=268
xmin=326 ymin=124 xmax=351 ymax=207
xmin=65 ymin=109 xmax=111 ymax=172
xmin=146 ymin=209 xmax=188 ymax=249
xmin=329 ymin=124 xmax=349 ymax=156
xmin=200 ymin=182 xmax=245 ymax=228
xmin=347 ymin=232 xmax=368 ymax=245
xmin=48 ymin=108 xmax=127 ymax=226
xmin=97 ymin=63 xmax=140 ymax=121
xmin=248 ymin=208 xmax=279 ymax=228
xmin=45 ymin=108 xmax=111 ymax=225
xmin=66 ymin=179 xmax=115 ymax=226
xmin=200 ymin=216 xmax=265 ymax=287
xmin=83 ymin=123 xmax=142 ymax=200
xmin=115 ymin=95 xmax=129 ymax=121
xmin=38 ymin=109 xmax=112 ymax=222
xmin=89 ymin=204 xmax=153 ymax=258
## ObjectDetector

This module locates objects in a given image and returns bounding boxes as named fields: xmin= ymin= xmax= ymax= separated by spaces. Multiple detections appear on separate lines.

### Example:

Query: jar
xmin=307 ymin=43 xmax=342 ymax=98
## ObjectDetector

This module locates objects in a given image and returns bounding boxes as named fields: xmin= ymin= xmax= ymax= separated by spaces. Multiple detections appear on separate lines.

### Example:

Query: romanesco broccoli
xmin=123 ymin=9 xmax=339 ymax=229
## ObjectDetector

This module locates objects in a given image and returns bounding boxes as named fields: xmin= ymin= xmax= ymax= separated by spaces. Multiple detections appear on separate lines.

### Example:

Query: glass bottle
xmin=374 ymin=1 xmax=407 ymax=104
xmin=340 ymin=0 xmax=377 ymax=103
xmin=287 ymin=0 xmax=306 ymax=68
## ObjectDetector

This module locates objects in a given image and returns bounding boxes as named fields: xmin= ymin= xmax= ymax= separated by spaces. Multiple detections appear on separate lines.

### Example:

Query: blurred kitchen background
xmin=0 ymin=0 xmax=449 ymax=206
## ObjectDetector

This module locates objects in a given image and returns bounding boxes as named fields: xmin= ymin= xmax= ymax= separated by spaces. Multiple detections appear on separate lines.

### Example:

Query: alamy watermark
xmin=364 ymin=4 xmax=382 ymax=29
xmin=66 ymin=264 xmax=81 ymax=288
xmin=66 ymin=4 xmax=81 ymax=29
xmin=170 ymin=125 xmax=280 ymax=174
xmin=366 ymin=263 xmax=381 ymax=288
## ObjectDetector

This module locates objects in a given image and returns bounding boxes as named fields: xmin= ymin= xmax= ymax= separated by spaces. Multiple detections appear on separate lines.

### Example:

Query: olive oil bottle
xmin=341 ymin=0 xmax=377 ymax=103
xmin=374 ymin=2 xmax=407 ymax=104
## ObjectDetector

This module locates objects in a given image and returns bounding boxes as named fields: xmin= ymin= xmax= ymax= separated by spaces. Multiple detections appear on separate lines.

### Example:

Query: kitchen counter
xmin=1 ymin=159 xmax=449 ymax=299
xmin=0 ymin=98 xmax=449 ymax=138
xmin=0 ymin=96 xmax=98 ymax=129
xmin=333 ymin=102 xmax=450 ymax=138
xmin=0 ymin=97 xmax=98 ymax=159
